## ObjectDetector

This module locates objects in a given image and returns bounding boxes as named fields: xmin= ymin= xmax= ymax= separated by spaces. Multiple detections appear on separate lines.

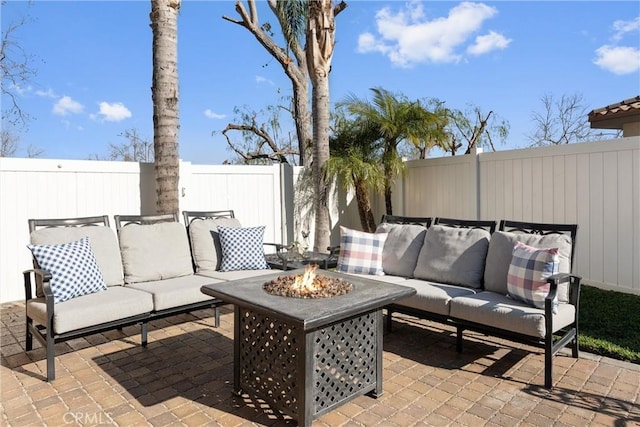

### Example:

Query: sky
xmin=2 ymin=0 xmax=639 ymax=164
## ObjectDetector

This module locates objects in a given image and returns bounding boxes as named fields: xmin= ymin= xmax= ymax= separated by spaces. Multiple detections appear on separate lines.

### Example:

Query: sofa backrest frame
xmin=381 ymin=215 xmax=432 ymax=228
xmin=113 ymin=214 xmax=178 ymax=232
xmin=499 ymin=220 xmax=578 ymax=268
xmin=433 ymin=217 xmax=497 ymax=234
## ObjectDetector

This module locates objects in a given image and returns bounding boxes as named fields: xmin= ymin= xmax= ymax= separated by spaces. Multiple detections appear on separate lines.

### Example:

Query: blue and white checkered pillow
xmin=507 ymin=241 xmax=559 ymax=313
xmin=336 ymin=226 xmax=388 ymax=275
xmin=28 ymin=237 xmax=107 ymax=304
xmin=217 ymin=226 xmax=269 ymax=271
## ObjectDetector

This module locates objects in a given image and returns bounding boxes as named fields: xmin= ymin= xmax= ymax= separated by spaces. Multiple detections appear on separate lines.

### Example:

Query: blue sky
xmin=2 ymin=0 xmax=639 ymax=164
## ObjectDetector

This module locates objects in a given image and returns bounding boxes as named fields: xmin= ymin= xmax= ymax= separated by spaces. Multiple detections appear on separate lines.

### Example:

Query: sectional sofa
xmin=23 ymin=211 xmax=274 ymax=381
xmin=335 ymin=215 xmax=580 ymax=389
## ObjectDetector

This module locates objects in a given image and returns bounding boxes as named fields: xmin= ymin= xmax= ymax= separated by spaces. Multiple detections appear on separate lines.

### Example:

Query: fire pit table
xmin=200 ymin=268 xmax=416 ymax=427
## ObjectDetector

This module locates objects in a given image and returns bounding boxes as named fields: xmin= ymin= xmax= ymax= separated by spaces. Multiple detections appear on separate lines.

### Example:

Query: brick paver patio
xmin=1 ymin=301 xmax=638 ymax=426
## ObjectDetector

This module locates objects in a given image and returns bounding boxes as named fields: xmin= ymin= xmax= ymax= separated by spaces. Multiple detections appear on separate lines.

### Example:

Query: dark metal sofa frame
xmin=24 ymin=214 xmax=228 ymax=381
xmin=383 ymin=216 xmax=580 ymax=389
xmin=24 ymin=216 xmax=149 ymax=381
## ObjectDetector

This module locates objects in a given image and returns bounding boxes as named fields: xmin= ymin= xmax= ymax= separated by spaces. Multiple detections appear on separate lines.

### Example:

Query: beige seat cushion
xmin=27 ymin=286 xmax=153 ymax=334
xmin=30 ymin=225 xmax=124 ymax=287
xmin=125 ymin=275 xmax=221 ymax=311
xmin=119 ymin=222 xmax=193 ymax=283
xmin=396 ymin=279 xmax=477 ymax=316
xmin=188 ymin=217 xmax=242 ymax=272
xmin=449 ymin=291 xmax=576 ymax=338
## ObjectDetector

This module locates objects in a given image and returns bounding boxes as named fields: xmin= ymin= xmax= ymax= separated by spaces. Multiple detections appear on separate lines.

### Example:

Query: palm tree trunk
xmin=306 ymin=0 xmax=336 ymax=252
xmin=151 ymin=0 xmax=181 ymax=215
xmin=354 ymin=177 xmax=376 ymax=232
xmin=311 ymin=74 xmax=331 ymax=252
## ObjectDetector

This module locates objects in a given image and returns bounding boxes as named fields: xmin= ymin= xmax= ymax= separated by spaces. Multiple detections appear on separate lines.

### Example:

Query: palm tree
xmin=150 ymin=0 xmax=181 ymax=215
xmin=327 ymin=114 xmax=384 ymax=232
xmin=341 ymin=87 xmax=447 ymax=215
xmin=305 ymin=0 xmax=346 ymax=252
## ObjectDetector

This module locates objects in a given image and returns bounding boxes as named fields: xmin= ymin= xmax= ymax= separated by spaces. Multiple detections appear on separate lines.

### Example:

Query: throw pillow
xmin=218 ymin=226 xmax=270 ymax=271
xmin=507 ymin=241 xmax=560 ymax=313
xmin=188 ymin=217 xmax=242 ymax=272
xmin=28 ymin=237 xmax=107 ymax=304
xmin=484 ymin=231 xmax=572 ymax=301
xmin=413 ymin=225 xmax=490 ymax=288
xmin=336 ymin=226 xmax=388 ymax=275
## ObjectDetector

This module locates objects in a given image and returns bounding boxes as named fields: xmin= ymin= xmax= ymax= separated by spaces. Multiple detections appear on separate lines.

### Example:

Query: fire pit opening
xmin=263 ymin=264 xmax=353 ymax=299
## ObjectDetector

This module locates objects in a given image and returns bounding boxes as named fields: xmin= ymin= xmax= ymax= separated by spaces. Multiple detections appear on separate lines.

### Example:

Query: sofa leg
xmin=26 ymin=318 xmax=33 ymax=351
xmin=456 ymin=326 xmax=463 ymax=353
xmin=214 ymin=307 xmax=220 ymax=328
xmin=141 ymin=322 xmax=148 ymax=347
xmin=386 ymin=308 xmax=393 ymax=333
xmin=46 ymin=331 xmax=55 ymax=381
xmin=572 ymin=328 xmax=579 ymax=359
xmin=545 ymin=342 xmax=553 ymax=389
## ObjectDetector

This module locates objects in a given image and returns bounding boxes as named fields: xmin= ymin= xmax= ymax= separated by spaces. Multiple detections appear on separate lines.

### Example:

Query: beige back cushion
xmin=187 ymin=217 xmax=242 ymax=272
xmin=30 ymin=226 xmax=124 ymax=286
xmin=413 ymin=225 xmax=491 ymax=289
xmin=118 ymin=222 xmax=193 ymax=283
xmin=483 ymin=231 xmax=573 ymax=301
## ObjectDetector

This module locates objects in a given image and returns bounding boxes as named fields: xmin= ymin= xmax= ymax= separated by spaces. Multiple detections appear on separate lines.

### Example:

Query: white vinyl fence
xmin=0 ymin=158 xmax=285 ymax=303
xmin=397 ymin=137 xmax=640 ymax=295
xmin=1 ymin=137 xmax=638 ymax=303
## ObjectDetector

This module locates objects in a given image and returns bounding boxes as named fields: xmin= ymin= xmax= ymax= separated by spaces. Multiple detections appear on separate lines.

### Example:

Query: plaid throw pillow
xmin=28 ymin=237 xmax=107 ymax=304
xmin=336 ymin=226 xmax=388 ymax=275
xmin=218 ymin=226 xmax=269 ymax=271
xmin=507 ymin=241 xmax=559 ymax=313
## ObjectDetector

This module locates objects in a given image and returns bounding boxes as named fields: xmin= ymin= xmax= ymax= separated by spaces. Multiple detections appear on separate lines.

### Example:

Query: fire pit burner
xmin=263 ymin=264 xmax=353 ymax=298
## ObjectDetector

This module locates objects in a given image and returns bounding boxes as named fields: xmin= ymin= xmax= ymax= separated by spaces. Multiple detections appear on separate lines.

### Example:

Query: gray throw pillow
xmin=483 ymin=231 xmax=572 ymax=300
xmin=413 ymin=225 xmax=491 ymax=288
xmin=376 ymin=223 xmax=426 ymax=277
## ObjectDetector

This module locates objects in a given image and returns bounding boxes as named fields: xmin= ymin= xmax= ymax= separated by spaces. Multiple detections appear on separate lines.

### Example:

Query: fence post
xmin=280 ymin=163 xmax=294 ymax=245
xmin=471 ymin=147 xmax=482 ymax=220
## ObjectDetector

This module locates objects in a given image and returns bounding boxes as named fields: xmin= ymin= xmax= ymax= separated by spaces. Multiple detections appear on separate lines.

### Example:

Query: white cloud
xmin=467 ymin=30 xmax=511 ymax=56
xmin=611 ymin=17 xmax=640 ymax=41
xmin=35 ymin=88 xmax=57 ymax=98
xmin=53 ymin=96 xmax=84 ymax=116
xmin=357 ymin=1 xmax=507 ymax=67
xmin=255 ymin=75 xmax=274 ymax=85
xmin=594 ymin=45 xmax=640 ymax=75
xmin=204 ymin=109 xmax=226 ymax=120
xmin=97 ymin=102 xmax=132 ymax=122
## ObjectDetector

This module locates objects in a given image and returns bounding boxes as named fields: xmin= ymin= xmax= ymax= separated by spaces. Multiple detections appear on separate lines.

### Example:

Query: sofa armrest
xmin=23 ymin=268 xmax=53 ymax=301
xmin=545 ymin=274 xmax=582 ymax=323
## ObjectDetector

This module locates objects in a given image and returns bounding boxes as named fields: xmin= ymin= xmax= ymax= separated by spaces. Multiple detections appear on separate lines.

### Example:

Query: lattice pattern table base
xmin=234 ymin=307 xmax=382 ymax=426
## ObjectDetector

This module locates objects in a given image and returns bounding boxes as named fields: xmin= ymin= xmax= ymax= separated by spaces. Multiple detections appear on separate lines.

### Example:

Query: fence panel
xmin=401 ymin=138 xmax=640 ymax=295
xmin=0 ymin=158 xmax=148 ymax=303
xmin=0 ymin=159 xmax=283 ymax=303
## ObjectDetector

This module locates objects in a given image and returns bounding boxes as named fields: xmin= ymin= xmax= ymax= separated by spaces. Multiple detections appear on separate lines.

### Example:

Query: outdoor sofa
xmin=23 ymin=210 xmax=274 ymax=381
xmin=335 ymin=215 xmax=581 ymax=389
